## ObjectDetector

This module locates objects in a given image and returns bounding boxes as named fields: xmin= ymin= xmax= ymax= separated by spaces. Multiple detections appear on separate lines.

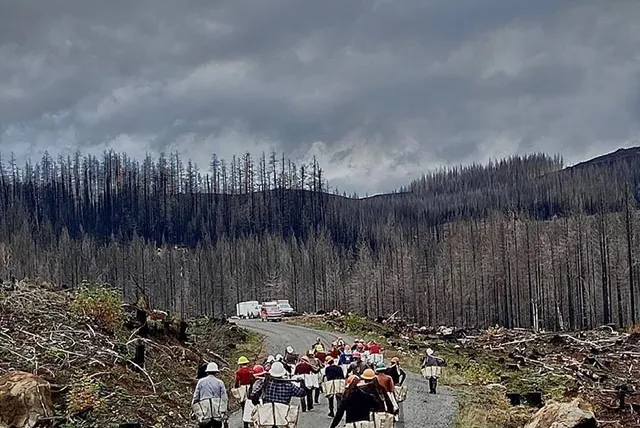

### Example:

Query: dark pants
xmin=328 ymin=395 xmax=342 ymax=416
xmin=199 ymin=420 xmax=222 ymax=428
xmin=314 ymin=387 xmax=321 ymax=404
xmin=429 ymin=377 xmax=438 ymax=394
xmin=301 ymin=388 xmax=314 ymax=411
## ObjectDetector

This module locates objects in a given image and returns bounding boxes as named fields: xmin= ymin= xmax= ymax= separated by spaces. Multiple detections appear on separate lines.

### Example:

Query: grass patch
xmin=454 ymin=387 xmax=533 ymax=428
xmin=284 ymin=316 xmax=337 ymax=332
xmin=229 ymin=330 xmax=266 ymax=368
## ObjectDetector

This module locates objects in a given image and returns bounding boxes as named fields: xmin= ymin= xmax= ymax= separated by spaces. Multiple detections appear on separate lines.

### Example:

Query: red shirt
xmin=294 ymin=361 xmax=313 ymax=375
xmin=315 ymin=351 xmax=327 ymax=362
xmin=330 ymin=348 xmax=340 ymax=359
xmin=235 ymin=366 xmax=254 ymax=387
xmin=369 ymin=343 xmax=381 ymax=354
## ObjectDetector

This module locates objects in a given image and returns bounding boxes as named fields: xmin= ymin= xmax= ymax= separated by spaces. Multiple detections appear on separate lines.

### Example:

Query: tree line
xmin=0 ymin=148 xmax=639 ymax=330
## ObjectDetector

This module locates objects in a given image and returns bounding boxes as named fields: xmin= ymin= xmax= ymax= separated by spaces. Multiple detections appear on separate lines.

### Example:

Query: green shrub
xmin=70 ymin=283 xmax=124 ymax=332
xmin=344 ymin=313 xmax=369 ymax=332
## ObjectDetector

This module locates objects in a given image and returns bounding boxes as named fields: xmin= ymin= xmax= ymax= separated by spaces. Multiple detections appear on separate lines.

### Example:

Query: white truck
xmin=236 ymin=301 xmax=261 ymax=318
xmin=277 ymin=299 xmax=295 ymax=315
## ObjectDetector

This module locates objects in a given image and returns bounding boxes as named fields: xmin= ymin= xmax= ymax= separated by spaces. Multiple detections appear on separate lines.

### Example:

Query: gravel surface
xmin=228 ymin=319 xmax=457 ymax=428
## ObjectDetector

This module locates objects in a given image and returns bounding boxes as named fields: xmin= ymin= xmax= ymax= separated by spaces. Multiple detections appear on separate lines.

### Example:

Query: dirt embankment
xmin=0 ymin=280 xmax=261 ymax=427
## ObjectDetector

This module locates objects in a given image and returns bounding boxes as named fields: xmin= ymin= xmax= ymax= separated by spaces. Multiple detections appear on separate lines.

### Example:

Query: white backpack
xmin=251 ymin=402 xmax=300 ymax=428
xmin=394 ymin=385 xmax=408 ymax=402
xmin=231 ymin=384 xmax=249 ymax=402
xmin=421 ymin=366 xmax=443 ymax=378
xmin=323 ymin=379 xmax=346 ymax=397
xmin=191 ymin=397 xmax=228 ymax=423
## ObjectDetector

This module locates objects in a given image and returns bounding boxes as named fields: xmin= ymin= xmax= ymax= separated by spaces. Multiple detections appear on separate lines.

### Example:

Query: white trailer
xmin=236 ymin=301 xmax=261 ymax=318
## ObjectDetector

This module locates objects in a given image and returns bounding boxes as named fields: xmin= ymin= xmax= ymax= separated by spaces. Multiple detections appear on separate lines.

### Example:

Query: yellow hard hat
xmin=237 ymin=356 xmax=250 ymax=365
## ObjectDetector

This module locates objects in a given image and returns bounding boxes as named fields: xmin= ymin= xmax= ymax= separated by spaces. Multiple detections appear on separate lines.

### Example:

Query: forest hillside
xmin=0 ymin=147 xmax=639 ymax=331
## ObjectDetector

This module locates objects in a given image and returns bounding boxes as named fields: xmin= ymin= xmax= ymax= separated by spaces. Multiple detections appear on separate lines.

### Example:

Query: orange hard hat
xmin=346 ymin=375 xmax=359 ymax=386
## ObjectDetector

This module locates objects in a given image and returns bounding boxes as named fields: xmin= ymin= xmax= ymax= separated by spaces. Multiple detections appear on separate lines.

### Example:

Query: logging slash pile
xmin=297 ymin=311 xmax=640 ymax=427
xmin=468 ymin=326 xmax=640 ymax=427
xmin=0 ymin=280 xmax=252 ymax=427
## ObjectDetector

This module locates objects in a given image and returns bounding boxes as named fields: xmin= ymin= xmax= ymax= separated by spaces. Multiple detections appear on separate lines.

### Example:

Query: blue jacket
xmin=338 ymin=353 xmax=353 ymax=365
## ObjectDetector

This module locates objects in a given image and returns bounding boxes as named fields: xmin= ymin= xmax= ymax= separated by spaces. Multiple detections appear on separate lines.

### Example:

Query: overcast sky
xmin=1 ymin=1 xmax=639 ymax=193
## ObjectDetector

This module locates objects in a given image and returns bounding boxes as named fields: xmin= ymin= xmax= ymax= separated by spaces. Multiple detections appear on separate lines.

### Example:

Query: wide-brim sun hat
xmin=375 ymin=362 xmax=387 ymax=371
xmin=325 ymin=356 xmax=334 ymax=363
xmin=269 ymin=361 xmax=287 ymax=378
xmin=301 ymin=355 xmax=310 ymax=362
xmin=361 ymin=369 xmax=376 ymax=380
xmin=205 ymin=362 xmax=220 ymax=373
xmin=286 ymin=346 xmax=294 ymax=353
xmin=426 ymin=348 xmax=434 ymax=356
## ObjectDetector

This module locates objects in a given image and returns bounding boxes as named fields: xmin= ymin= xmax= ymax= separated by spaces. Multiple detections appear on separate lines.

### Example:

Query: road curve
xmin=228 ymin=319 xmax=456 ymax=428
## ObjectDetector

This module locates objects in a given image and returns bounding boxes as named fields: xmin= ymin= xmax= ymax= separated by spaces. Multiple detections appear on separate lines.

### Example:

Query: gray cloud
xmin=1 ymin=0 xmax=639 ymax=193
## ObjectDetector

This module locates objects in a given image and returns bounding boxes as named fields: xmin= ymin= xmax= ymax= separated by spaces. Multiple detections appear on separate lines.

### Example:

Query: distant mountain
xmin=569 ymin=147 xmax=640 ymax=170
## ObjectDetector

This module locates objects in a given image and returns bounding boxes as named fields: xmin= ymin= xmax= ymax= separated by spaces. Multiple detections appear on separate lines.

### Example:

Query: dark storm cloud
xmin=1 ymin=0 xmax=639 ymax=193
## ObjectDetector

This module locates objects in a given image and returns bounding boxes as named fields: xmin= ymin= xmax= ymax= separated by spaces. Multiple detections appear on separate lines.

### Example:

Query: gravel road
xmin=228 ymin=319 xmax=456 ymax=428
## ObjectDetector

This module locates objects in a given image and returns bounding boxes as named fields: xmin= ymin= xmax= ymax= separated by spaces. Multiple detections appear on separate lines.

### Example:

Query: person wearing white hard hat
xmin=274 ymin=353 xmax=292 ymax=375
xmin=192 ymin=362 xmax=228 ymax=428
xmin=421 ymin=348 xmax=447 ymax=394
xmin=284 ymin=345 xmax=298 ymax=369
xmin=250 ymin=361 xmax=308 ymax=405
xmin=263 ymin=355 xmax=275 ymax=371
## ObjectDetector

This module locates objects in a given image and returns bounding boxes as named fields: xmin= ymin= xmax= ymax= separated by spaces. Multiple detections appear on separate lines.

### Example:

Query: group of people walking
xmin=191 ymin=336 xmax=445 ymax=428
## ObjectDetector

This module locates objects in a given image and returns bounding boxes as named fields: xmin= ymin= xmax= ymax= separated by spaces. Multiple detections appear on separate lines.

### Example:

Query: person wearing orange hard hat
xmin=329 ymin=369 xmax=393 ymax=428
xmin=294 ymin=355 xmax=316 ymax=412
xmin=387 ymin=356 xmax=407 ymax=386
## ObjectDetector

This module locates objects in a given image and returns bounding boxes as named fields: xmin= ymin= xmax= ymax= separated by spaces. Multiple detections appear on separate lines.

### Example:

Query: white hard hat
xmin=266 ymin=355 xmax=275 ymax=363
xmin=275 ymin=354 xmax=284 ymax=361
xmin=426 ymin=348 xmax=434 ymax=356
xmin=269 ymin=361 xmax=287 ymax=378
xmin=286 ymin=346 xmax=294 ymax=354
xmin=205 ymin=362 xmax=220 ymax=373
